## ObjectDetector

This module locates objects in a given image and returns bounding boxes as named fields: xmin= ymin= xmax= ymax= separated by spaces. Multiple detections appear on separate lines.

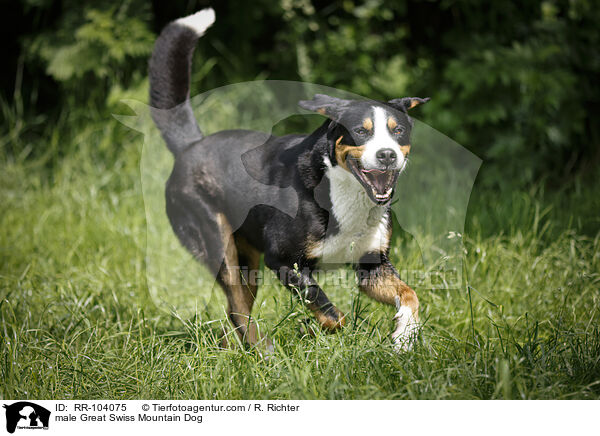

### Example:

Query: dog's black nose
xmin=376 ymin=148 xmax=397 ymax=167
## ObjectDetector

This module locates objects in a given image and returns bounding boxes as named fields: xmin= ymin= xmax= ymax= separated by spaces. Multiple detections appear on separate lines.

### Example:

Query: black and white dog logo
xmin=2 ymin=402 xmax=50 ymax=433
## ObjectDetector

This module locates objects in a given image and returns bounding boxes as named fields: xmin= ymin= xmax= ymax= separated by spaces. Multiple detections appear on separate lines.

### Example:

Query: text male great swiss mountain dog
xmin=149 ymin=9 xmax=429 ymax=351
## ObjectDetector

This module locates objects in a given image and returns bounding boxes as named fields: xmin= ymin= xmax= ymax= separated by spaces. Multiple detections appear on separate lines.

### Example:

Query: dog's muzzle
xmin=347 ymin=157 xmax=400 ymax=205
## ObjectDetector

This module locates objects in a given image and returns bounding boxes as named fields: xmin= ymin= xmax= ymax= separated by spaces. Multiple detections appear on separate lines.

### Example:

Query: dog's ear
xmin=298 ymin=94 xmax=352 ymax=120
xmin=388 ymin=97 xmax=430 ymax=112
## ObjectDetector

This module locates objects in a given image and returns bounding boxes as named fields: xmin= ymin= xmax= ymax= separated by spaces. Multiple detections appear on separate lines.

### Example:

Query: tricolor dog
xmin=149 ymin=9 xmax=429 ymax=351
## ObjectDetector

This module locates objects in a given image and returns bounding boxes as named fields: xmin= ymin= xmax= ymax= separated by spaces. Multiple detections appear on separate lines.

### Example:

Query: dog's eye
xmin=353 ymin=127 xmax=368 ymax=136
xmin=392 ymin=126 xmax=405 ymax=135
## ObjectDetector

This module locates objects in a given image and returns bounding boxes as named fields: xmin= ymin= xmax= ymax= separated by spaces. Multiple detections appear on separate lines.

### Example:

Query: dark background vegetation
xmin=3 ymin=0 xmax=599 ymax=189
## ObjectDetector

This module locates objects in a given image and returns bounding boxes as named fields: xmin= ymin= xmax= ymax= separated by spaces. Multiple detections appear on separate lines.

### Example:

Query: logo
xmin=3 ymin=402 xmax=50 ymax=434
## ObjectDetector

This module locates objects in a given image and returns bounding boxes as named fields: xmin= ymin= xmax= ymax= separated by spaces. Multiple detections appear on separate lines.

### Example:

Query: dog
xmin=149 ymin=8 xmax=429 ymax=350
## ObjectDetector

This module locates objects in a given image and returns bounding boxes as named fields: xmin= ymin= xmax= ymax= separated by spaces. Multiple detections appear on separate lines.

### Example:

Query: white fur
xmin=176 ymin=8 xmax=216 ymax=35
xmin=309 ymin=159 xmax=390 ymax=264
xmin=361 ymin=106 xmax=404 ymax=170
xmin=392 ymin=305 xmax=418 ymax=351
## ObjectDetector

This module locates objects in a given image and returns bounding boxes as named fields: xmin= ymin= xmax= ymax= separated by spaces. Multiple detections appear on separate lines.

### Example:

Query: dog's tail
xmin=149 ymin=8 xmax=215 ymax=155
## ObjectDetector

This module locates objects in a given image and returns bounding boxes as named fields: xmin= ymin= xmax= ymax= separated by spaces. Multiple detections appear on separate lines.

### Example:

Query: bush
xmin=3 ymin=0 xmax=599 ymax=187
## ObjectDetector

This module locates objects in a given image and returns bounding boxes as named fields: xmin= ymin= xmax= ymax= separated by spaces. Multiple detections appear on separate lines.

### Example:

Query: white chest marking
xmin=310 ymin=161 xmax=390 ymax=264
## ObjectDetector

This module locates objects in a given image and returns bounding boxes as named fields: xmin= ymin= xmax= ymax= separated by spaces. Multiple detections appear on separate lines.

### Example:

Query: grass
xmin=1 ymin=110 xmax=599 ymax=400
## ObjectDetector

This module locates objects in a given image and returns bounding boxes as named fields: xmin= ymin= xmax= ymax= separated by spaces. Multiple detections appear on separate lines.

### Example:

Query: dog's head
xmin=299 ymin=94 xmax=429 ymax=205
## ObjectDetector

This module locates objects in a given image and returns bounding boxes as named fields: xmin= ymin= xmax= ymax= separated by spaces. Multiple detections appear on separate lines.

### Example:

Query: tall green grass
xmin=1 ymin=108 xmax=599 ymax=399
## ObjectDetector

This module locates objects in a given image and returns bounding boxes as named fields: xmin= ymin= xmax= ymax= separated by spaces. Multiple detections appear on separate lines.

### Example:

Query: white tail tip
xmin=175 ymin=8 xmax=216 ymax=36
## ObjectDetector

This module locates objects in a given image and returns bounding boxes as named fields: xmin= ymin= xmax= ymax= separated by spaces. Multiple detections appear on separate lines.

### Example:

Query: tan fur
xmin=235 ymin=235 xmax=261 ymax=298
xmin=358 ymin=268 xmax=419 ymax=319
xmin=387 ymin=117 xmax=397 ymax=130
xmin=335 ymin=136 xmax=365 ymax=171
xmin=400 ymin=145 xmax=411 ymax=156
xmin=363 ymin=117 xmax=373 ymax=131
xmin=313 ymin=306 xmax=346 ymax=330
xmin=215 ymin=213 xmax=262 ymax=346
xmin=407 ymin=99 xmax=421 ymax=110
xmin=304 ymin=238 xmax=322 ymax=260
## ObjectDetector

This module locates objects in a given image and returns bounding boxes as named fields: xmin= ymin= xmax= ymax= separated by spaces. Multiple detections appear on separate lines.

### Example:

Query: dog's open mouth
xmin=347 ymin=158 xmax=399 ymax=205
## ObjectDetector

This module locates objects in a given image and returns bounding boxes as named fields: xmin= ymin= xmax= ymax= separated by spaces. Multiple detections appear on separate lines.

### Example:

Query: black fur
xmin=149 ymin=23 xmax=203 ymax=154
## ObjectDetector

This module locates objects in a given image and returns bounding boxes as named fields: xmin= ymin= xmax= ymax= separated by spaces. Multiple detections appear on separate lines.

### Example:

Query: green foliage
xmin=41 ymin=9 xmax=152 ymax=82
xmin=24 ymin=1 xmax=154 ymax=105
xmin=5 ymin=0 xmax=600 ymax=186
xmin=425 ymin=1 xmax=598 ymax=187
xmin=276 ymin=0 xmax=600 ymax=187
xmin=281 ymin=0 xmax=410 ymax=96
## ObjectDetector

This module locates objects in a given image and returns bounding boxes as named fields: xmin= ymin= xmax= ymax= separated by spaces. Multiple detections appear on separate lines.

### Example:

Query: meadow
xmin=1 ymin=105 xmax=599 ymax=400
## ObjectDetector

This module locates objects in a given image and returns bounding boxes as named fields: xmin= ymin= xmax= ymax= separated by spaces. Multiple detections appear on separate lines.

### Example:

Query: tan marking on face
xmin=400 ymin=145 xmax=411 ymax=156
xmin=387 ymin=117 xmax=398 ymax=130
xmin=363 ymin=117 xmax=373 ymax=131
xmin=317 ymin=108 xmax=326 ymax=115
xmin=335 ymin=135 xmax=365 ymax=172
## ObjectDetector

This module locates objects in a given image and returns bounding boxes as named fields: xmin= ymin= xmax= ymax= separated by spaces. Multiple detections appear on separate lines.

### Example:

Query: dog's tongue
xmin=362 ymin=169 xmax=392 ymax=194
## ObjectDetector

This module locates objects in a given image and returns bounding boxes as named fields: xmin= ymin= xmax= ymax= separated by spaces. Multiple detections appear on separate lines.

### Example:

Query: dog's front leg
xmin=274 ymin=264 xmax=346 ymax=331
xmin=356 ymin=254 xmax=419 ymax=351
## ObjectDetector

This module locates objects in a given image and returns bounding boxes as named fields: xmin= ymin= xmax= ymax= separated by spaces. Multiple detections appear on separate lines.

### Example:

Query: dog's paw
xmin=314 ymin=306 xmax=346 ymax=331
xmin=391 ymin=306 xmax=418 ymax=352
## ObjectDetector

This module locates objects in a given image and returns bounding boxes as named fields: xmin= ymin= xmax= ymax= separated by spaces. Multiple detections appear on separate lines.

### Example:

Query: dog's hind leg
xmin=166 ymin=191 xmax=262 ymax=346
xmin=234 ymin=235 xmax=261 ymax=313
xmin=230 ymin=234 xmax=273 ymax=350
xmin=215 ymin=215 xmax=266 ymax=348
xmin=166 ymin=191 xmax=226 ymax=274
